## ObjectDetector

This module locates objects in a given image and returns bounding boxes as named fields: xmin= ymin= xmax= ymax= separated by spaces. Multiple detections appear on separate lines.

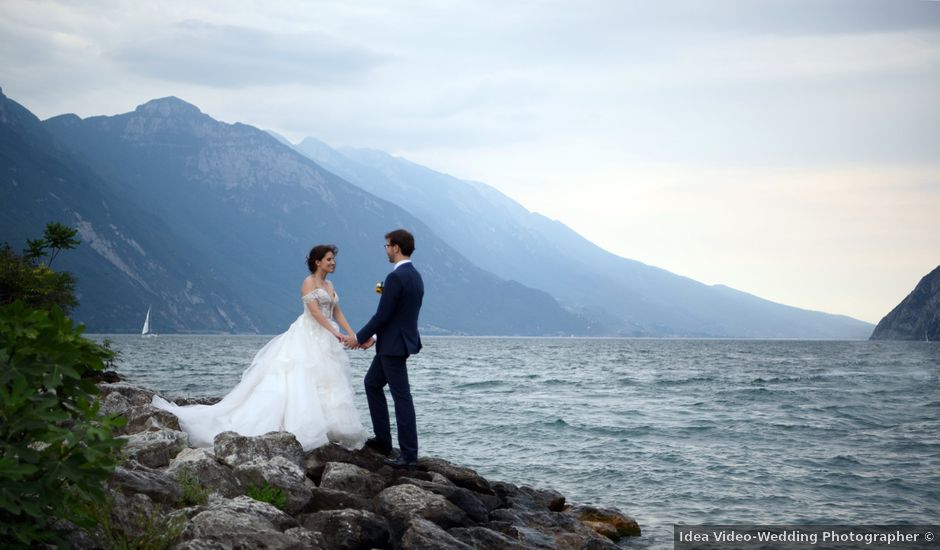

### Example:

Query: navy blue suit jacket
xmin=357 ymin=262 xmax=423 ymax=356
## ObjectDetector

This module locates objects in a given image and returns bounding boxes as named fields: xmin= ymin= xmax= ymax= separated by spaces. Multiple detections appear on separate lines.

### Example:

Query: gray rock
xmin=449 ymin=526 xmax=537 ymax=549
xmin=172 ymin=539 xmax=230 ymax=549
xmin=376 ymin=484 xmax=472 ymax=536
xmin=119 ymin=404 xmax=183 ymax=435
xmin=168 ymin=448 xmax=243 ymax=498
xmin=214 ymin=431 xmax=304 ymax=470
xmin=319 ymin=461 xmax=386 ymax=498
xmin=428 ymin=472 xmax=455 ymax=486
xmin=99 ymin=390 xmax=133 ymax=416
xmin=393 ymin=477 xmax=490 ymax=523
xmin=493 ymin=481 xmax=554 ymax=512
xmin=107 ymin=492 xmax=162 ymax=543
xmin=174 ymin=395 xmax=223 ymax=406
xmin=418 ymin=457 xmax=493 ymax=495
xmin=304 ymin=443 xmax=388 ymax=483
xmin=120 ymin=428 xmax=189 ymax=468
xmin=302 ymin=487 xmax=375 ymax=514
xmin=484 ymin=521 xmax=556 ymax=549
xmin=178 ymin=495 xmax=300 ymax=549
xmin=490 ymin=507 xmax=622 ymax=548
xmin=99 ymin=382 xmax=156 ymax=407
xmin=284 ymin=526 xmax=328 ymax=548
xmin=109 ymin=460 xmax=183 ymax=505
xmin=400 ymin=517 xmax=473 ymax=550
xmin=233 ymin=455 xmax=312 ymax=515
xmin=299 ymin=508 xmax=389 ymax=550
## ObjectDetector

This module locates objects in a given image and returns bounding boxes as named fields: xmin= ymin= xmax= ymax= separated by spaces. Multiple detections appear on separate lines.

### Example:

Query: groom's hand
xmin=361 ymin=337 xmax=375 ymax=350
xmin=343 ymin=334 xmax=359 ymax=349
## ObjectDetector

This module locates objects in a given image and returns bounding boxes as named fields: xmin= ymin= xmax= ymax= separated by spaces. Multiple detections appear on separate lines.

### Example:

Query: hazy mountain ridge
xmin=0 ymin=89 xmax=257 ymax=332
xmin=870 ymin=265 xmax=940 ymax=341
xmin=294 ymin=138 xmax=875 ymax=339
xmin=4 ymin=90 xmax=591 ymax=334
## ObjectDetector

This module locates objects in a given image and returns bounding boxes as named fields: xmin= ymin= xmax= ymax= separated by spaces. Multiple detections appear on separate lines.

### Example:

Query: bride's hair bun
xmin=307 ymin=244 xmax=338 ymax=273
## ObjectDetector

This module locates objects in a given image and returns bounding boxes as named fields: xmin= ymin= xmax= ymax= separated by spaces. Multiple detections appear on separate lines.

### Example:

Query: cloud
xmin=109 ymin=20 xmax=387 ymax=88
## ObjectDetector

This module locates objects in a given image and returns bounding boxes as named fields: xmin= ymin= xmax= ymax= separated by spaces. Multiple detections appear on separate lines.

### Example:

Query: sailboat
xmin=141 ymin=306 xmax=157 ymax=338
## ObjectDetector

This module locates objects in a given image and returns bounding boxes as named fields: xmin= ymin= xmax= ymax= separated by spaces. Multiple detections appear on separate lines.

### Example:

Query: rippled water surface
xmin=94 ymin=336 xmax=940 ymax=549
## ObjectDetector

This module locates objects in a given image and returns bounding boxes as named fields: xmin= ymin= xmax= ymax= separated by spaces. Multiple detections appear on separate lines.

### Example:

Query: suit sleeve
xmin=357 ymin=272 xmax=402 ymax=344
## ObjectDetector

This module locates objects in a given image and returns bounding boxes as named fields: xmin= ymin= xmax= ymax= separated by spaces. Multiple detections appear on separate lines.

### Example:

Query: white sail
xmin=142 ymin=306 xmax=152 ymax=336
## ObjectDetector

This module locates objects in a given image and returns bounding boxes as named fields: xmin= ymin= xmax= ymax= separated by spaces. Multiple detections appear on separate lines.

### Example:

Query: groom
xmin=347 ymin=229 xmax=424 ymax=469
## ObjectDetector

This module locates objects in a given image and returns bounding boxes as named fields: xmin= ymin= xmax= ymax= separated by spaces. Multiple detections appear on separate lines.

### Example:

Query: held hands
xmin=342 ymin=334 xmax=360 ymax=349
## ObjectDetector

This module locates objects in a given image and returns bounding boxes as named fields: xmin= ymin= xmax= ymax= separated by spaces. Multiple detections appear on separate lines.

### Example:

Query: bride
xmin=152 ymin=244 xmax=368 ymax=451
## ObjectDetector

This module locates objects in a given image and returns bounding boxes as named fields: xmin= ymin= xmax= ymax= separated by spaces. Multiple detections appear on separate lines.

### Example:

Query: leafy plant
xmin=246 ymin=483 xmax=286 ymax=510
xmin=0 ymin=301 xmax=127 ymax=547
xmin=176 ymin=468 xmax=209 ymax=506
xmin=0 ymin=243 xmax=77 ymax=313
xmin=87 ymin=493 xmax=185 ymax=550
xmin=1 ymin=222 xmax=82 ymax=313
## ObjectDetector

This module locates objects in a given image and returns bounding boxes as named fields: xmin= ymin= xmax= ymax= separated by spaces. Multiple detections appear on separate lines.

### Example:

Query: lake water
xmin=92 ymin=335 xmax=940 ymax=549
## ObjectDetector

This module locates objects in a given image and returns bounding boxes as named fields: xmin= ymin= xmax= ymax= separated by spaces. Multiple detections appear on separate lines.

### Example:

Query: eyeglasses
xmin=384 ymin=243 xmax=395 ymax=249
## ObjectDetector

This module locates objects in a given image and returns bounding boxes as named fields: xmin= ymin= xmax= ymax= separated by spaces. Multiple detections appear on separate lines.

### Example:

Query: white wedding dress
xmin=152 ymin=288 xmax=367 ymax=451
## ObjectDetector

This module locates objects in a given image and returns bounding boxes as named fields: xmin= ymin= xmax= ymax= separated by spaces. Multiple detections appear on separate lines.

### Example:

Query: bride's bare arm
xmin=333 ymin=305 xmax=354 ymax=336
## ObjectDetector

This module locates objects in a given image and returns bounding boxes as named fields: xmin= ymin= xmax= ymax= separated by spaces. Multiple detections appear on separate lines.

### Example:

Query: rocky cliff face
xmin=870 ymin=265 xmax=940 ymax=341
xmin=72 ymin=381 xmax=640 ymax=549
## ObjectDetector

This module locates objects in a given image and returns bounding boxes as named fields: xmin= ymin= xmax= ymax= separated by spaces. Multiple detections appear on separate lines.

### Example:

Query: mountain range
xmin=1 ymin=87 xmax=874 ymax=337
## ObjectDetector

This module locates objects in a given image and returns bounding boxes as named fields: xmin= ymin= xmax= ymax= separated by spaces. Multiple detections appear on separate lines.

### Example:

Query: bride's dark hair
xmin=307 ymin=244 xmax=338 ymax=274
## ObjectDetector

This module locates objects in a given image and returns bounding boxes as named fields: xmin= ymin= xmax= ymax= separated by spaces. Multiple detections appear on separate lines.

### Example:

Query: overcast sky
xmin=3 ymin=0 xmax=938 ymax=323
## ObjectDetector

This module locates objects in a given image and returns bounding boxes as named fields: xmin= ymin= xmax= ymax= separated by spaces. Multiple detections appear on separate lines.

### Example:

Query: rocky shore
xmin=73 ymin=381 xmax=640 ymax=549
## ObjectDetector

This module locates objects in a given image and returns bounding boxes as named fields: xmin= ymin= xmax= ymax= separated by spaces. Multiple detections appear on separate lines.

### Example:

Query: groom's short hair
xmin=386 ymin=229 xmax=415 ymax=256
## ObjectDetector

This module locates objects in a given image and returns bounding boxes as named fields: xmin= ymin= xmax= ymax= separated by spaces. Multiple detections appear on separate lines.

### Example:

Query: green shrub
xmin=246 ymin=483 xmax=286 ymax=510
xmin=0 ymin=222 xmax=81 ymax=313
xmin=177 ymin=468 xmax=209 ymax=506
xmin=0 ymin=301 xmax=126 ymax=547
xmin=87 ymin=494 xmax=186 ymax=550
xmin=0 ymin=244 xmax=77 ymax=313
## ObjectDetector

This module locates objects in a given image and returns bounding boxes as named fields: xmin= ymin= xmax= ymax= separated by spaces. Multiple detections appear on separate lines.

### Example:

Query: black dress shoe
xmin=383 ymin=456 xmax=418 ymax=470
xmin=365 ymin=437 xmax=392 ymax=456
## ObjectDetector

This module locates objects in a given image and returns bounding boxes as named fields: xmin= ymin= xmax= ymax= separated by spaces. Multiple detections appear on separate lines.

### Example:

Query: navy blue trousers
xmin=364 ymin=354 xmax=418 ymax=461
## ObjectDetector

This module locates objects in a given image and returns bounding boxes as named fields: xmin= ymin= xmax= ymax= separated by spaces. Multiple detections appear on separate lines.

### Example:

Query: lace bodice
xmin=302 ymin=287 xmax=338 ymax=320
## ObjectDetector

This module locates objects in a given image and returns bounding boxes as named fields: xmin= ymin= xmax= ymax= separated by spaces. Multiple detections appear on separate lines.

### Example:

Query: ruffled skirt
xmin=152 ymin=313 xmax=366 ymax=451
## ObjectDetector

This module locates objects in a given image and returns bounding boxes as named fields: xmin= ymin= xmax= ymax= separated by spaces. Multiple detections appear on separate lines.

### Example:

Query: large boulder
xmin=376 ymin=484 xmax=472 ymax=536
xmin=118 ymin=404 xmax=183 ymax=435
xmin=177 ymin=495 xmax=301 ymax=549
xmin=98 ymin=382 xmax=156 ymax=407
xmin=494 ymin=482 xmax=566 ymax=512
xmin=233 ymin=455 xmax=313 ymax=515
xmin=302 ymin=487 xmax=375 ymax=514
xmin=304 ymin=443 xmax=387 ymax=483
xmin=299 ymin=508 xmax=390 ymax=550
xmin=448 ymin=526 xmax=536 ymax=549
xmin=393 ymin=477 xmax=491 ymax=523
xmin=400 ymin=518 xmax=473 ymax=550
xmin=489 ymin=507 xmax=621 ymax=549
xmin=319 ymin=462 xmax=386 ymax=498
xmin=119 ymin=428 xmax=189 ymax=468
xmin=214 ymin=431 xmax=305 ymax=470
xmin=418 ymin=457 xmax=493 ymax=496
xmin=108 ymin=460 xmax=183 ymax=506
xmin=572 ymin=505 xmax=642 ymax=540
xmin=167 ymin=447 xmax=243 ymax=498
